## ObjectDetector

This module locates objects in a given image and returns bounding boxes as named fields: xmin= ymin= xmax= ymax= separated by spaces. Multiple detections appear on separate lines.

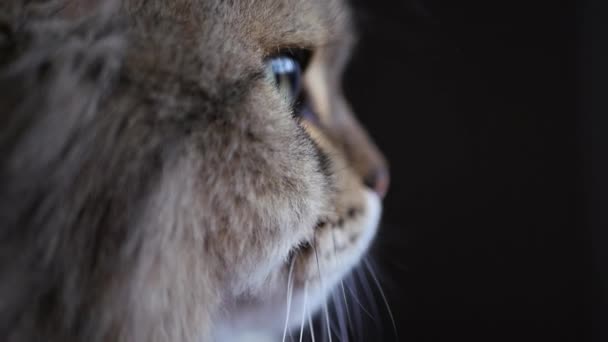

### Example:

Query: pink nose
xmin=363 ymin=168 xmax=390 ymax=198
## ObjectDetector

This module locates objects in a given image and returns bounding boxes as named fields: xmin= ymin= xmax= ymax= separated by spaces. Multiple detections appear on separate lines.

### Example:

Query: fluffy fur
xmin=0 ymin=0 xmax=388 ymax=341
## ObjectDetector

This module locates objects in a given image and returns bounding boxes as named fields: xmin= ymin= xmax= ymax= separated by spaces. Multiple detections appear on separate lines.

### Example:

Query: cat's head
xmin=0 ymin=0 xmax=388 ymax=340
xmin=159 ymin=1 xmax=390 ymax=337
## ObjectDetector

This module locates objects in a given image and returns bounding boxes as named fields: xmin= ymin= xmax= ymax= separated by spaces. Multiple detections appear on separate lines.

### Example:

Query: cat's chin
xmin=214 ymin=190 xmax=381 ymax=341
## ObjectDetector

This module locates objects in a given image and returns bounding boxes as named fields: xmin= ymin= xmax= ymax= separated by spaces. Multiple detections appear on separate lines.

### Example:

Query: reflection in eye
xmin=267 ymin=55 xmax=302 ymax=105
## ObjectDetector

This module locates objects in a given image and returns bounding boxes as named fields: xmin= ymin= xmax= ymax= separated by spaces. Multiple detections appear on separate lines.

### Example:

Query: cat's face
xmin=0 ymin=0 xmax=387 ymax=340
xmin=128 ymin=1 xmax=390 ymax=338
xmin=119 ymin=0 xmax=388 ymax=338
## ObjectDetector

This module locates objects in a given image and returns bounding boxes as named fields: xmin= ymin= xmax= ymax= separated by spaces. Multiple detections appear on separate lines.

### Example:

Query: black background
xmin=340 ymin=0 xmax=605 ymax=340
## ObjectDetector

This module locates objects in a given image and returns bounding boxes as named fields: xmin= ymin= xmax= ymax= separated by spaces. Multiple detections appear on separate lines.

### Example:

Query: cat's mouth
xmin=214 ymin=191 xmax=382 ymax=340
xmin=286 ymin=198 xmax=373 ymax=269
xmin=279 ymin=189 xmax=382 ymax=326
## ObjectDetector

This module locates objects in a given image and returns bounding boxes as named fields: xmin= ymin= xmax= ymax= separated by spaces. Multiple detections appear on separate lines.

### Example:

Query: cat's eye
xmin=267 ymin=55 xmax=302 ymax=104
xmin=266 ymin=49 xmax=311 ymax=108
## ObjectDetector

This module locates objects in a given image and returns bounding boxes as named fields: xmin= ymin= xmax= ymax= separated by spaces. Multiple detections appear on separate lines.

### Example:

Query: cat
xmin=0 ymin=0 xmax=389 ymax=341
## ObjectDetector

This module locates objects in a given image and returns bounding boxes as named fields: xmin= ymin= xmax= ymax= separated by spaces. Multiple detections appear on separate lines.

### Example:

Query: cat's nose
xmin=363 ymin=168 xmax=390 ymax=198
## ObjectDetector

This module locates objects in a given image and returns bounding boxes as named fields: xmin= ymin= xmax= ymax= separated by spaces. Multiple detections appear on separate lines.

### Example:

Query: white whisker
xmin=329 ymin=232 xmax=347 ymax=341
xmin=282 ymin=259 xmax=296 ymax=342
xmin=331 ymin=230 xmax=338 ymax=260
xmin=322 ymin=284 xmax=333 ymax=342
xmin=340 ymin=280 xmax=354 ymax=336
xmin=332 ymin=290 xmax=349 ymax=342
xmin=308 ymin=303 xmax=316 ymax=342
xmin=299 ymin=281 xmax=308 ymax=342
xmin=346 ymin=275 xmax=364 ymax=342
xmin=312 ymin=239 xmax=332 ymax=342
xmin=353 ymin=266 xmax=382 ymax=335
xmin=363 ymin=258 xmax=398 ymax=339
xmin=343 ymin=277 xmax=375 ymax=321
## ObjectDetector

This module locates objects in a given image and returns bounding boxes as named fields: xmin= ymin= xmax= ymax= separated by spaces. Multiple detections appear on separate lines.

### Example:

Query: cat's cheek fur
xmin=123 ymin=147 xmax=328 ymax=340
xmin=214 ymin=190 xmax=382 ymax=340
xmin=186 ymin=87 xmax=330 ymax=298
xmin=289 ymin=189 xmax=382 ymax=321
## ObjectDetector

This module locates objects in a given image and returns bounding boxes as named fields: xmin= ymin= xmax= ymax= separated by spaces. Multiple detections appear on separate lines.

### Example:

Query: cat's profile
xmin=0 ymin=0 xmax=389 ymax=340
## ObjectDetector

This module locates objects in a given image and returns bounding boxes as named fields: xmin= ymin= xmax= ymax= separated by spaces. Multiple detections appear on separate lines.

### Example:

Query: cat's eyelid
xmin=266 ymin=47 xmax=314 ymax=72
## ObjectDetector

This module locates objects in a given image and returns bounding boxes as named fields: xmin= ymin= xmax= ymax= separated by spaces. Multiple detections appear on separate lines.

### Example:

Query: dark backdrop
xmin=339 ymin=0 xmax=602 ymax=341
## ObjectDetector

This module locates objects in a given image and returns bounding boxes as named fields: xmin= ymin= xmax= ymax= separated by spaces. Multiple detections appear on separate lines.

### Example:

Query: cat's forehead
xmin=232 ymin=0 xmax=351 ymax=50
xmin=123 ymin=0 xmax=353 ymax=96
xmin=127 ymin=0 xmax=351 ymax=51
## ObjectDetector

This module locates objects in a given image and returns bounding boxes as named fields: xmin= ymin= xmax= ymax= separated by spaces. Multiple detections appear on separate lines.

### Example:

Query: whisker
xmin=308 ymin=305 xmax=316 ymax=342
xmin=332 ymin=290 xmax=349 ymax=342
xmin=345 ymin=275 xmax=364 ymax=342
xmin=331 ymin=230 xmax=351 ymax=341
xmin=339 ymin=280 xmax=354 ymax=337
xmin=322 ymin=283 xmax=333 ymax=342
xmin=331 ymin=230 xmax=338 ymax=260
xmin=308 ymin=302 xmax=315 ymax=342
xmin=363 ymin=258 xmax=398 ymax=339
xmin=343 ymin=276 xmax=375 ymax=320
xmin=329 ymin=314 xmax=343 ymax=342
xmin=330 ymin=231 xmax=349 ymax=341
xmin=282 ymin=259 xmax=296 ymax=342
xmin=321 ymin=311 xmax=329 ymax=342
xmin=299 ymin=281 xmax=308 ymax=342
xmin=353 ymin=266 xmax=382 ymax=336
xmin=312 ymin=238 xmax=332 ymax=342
